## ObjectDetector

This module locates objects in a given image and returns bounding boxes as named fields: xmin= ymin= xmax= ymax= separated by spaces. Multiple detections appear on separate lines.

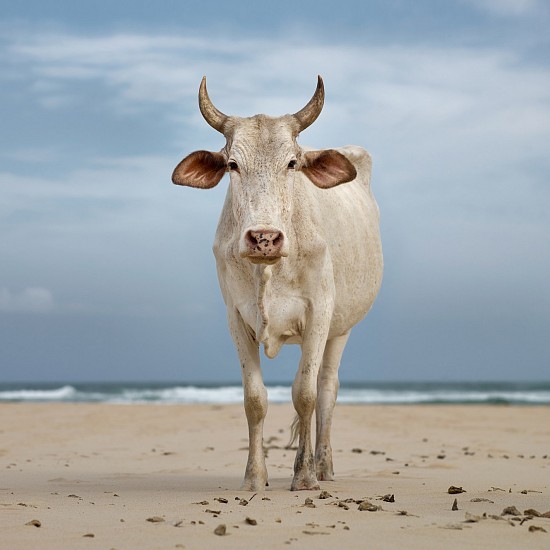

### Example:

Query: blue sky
xmin=1 ymin=0 xmax=549 ymax=382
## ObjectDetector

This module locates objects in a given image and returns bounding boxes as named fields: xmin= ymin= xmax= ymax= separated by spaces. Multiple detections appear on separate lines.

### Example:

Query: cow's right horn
xmin=293 ymin=75 xmax=325 ymax=133
xmin=198 ymin=77 xmax=228 ymax=133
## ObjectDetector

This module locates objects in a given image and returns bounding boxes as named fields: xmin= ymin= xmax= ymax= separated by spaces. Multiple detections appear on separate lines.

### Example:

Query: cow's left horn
xmin=198 ymin=77 xmax=228 ymax=133
xmin=293 ymin=75 xmax=325 ymax=133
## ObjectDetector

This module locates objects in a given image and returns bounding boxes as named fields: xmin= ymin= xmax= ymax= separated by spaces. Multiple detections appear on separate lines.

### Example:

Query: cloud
xmin=2 ymin=32 xmax=549 ymax=211
xmin=1 ymin=24 xmax=549 ymax=322
xmin=3 ymin=27 xmax=546 ymax=120
xmin=462 ymin=0 xmax=544 ymax=17
xmin=0 ymin=154 xmax=226 ymax=317
xmin=4 ymin=32 xmax=234 ymax=110
xmin=0 ymin=287 xmax=55 ymax=313
xmin=2 ymin=28 xmax=549 ymax=220
xmin=0 ymin=15 xmax=548 ymax=381
xmin=3 ymin=27 xmax=550 ymax=175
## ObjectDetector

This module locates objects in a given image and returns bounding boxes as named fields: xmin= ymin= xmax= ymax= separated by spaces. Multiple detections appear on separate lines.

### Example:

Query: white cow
xmin=172 ymin=77 xmax=383 ymax=491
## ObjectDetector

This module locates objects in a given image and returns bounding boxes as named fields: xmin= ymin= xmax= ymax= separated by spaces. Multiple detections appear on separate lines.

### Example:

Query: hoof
xmin=315 ymin=451 xmax=334 ymax=481
xmin=241 ymin=478 xmax=268 ymax=492
xmin=291 ymin=476 xmax=320 ymax=491
xmin=242 ymin=462 xmax=268 ymax=491
xmin=316 ymin=470 xmax=334 ymax=482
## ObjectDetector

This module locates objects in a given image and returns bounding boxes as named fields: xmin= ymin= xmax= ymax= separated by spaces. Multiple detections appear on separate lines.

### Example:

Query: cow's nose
xmin=245 ymin=229 xmax=284 ymax=257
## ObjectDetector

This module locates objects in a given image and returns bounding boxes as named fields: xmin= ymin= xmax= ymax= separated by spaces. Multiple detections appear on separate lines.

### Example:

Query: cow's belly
xmin=327 ymin=213 xmax=383 ymax=338
xmin=330 ymin=255 xmax=382 ymax=336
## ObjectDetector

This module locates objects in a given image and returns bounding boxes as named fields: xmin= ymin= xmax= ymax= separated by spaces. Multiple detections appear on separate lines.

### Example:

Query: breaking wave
xmin=1 ymin=382 xmax=549 ymax=405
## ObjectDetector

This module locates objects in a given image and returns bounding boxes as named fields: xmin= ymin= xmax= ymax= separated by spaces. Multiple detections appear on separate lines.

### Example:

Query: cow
xmin=172 ymin=76 xmax=383 ymax=491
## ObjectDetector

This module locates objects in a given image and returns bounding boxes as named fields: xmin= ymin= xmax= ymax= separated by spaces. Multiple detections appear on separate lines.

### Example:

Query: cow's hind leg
xmin=229 ymin=310 xmax=268 ymax=491
xmin=315 ymin=332 xmax=350 ymax=481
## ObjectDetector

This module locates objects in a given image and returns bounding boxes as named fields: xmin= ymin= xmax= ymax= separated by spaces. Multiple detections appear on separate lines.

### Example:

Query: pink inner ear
xmin=302 ymin=150 xmax=357 ymax=189
xmin=172 ymin=150 xmax=226 ymax=189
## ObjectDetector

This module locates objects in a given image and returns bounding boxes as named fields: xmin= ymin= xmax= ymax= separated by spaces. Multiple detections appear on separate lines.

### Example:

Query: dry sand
xmin=1 ymin=403 xmax=549 ymax=549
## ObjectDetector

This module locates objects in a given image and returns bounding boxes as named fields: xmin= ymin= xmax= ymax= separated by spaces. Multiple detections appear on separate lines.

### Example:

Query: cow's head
xmin=172 ymin=76 xmax=357 ymax=264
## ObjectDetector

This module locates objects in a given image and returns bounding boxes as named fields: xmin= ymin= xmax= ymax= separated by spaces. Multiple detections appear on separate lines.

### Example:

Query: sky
xmin=1 ymin=0 xmax=549 ymax=383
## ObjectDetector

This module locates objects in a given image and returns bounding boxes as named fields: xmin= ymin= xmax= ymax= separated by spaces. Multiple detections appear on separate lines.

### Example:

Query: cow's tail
xmin=286 ymin=414 xmax=300 ymax=449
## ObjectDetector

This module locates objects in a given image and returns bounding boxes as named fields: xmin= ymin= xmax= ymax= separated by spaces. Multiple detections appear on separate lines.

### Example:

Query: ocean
xmin=1 ymin=381 xmax=549 ymax=405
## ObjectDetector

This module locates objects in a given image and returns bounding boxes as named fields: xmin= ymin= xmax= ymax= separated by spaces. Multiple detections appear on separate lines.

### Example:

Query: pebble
xmin=146 ymin=516 xmax=165 ymax=523
xmin=358 ymin=501 xmax=380 ymax=512
xmin=502 ymin=506 xmax=521 ymax=516
xmin=214 ymin=524 xmax=227 ymax=536
xmin=25 ymin=520 xmax=41 ymax=528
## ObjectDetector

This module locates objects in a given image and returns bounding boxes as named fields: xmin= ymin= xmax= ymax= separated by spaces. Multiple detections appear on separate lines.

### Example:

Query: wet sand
xmin=1 ymin=403 xmax=549 ymax=549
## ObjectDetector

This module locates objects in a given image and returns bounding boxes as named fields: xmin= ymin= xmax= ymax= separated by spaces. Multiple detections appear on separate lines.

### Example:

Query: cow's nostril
xmin=245 ymin=231 xmax=258 ymax=247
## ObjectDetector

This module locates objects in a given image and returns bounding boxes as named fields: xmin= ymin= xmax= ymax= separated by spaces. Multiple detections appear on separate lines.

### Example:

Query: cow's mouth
xmin=244 ymin=255 xmax=282 ymax=265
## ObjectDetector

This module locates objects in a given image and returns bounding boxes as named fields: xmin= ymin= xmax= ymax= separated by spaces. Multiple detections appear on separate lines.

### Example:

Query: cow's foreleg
xmin=229 ymin=310 xmax=268 ymax=491
xmin=291 ymin=332 xmax=328 ymax=491
xmin=315 ymin=331 xmax=350 ymax=481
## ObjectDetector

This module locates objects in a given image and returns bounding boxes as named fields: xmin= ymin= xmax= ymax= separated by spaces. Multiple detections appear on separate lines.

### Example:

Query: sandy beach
xmin=1 ymin=403 xmax=549 ymax=549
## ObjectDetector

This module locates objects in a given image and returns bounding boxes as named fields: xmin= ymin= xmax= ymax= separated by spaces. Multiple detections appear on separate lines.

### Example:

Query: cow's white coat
xmin=173 ymin=80 xmax=383 ymax=491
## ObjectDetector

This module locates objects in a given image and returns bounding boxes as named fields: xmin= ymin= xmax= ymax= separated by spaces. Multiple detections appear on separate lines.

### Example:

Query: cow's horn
xmin=293 ymin=75 xmax=325 ymax=133
xmin=198 ymin=77 xmax=228 ymax=133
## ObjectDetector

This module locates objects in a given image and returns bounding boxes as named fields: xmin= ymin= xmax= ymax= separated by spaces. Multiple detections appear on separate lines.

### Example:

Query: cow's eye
xmin=228 ymin=161 xmax=239 ymax=172
xmin=287 ymin=160 xmax=297 ymax=169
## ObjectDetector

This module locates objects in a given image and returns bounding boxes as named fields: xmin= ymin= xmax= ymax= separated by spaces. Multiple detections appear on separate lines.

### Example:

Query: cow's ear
xmin=172 ymin=150 xmax=226 ymax=189
xmin=301 ymin=149 xmax=357 ymax=189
